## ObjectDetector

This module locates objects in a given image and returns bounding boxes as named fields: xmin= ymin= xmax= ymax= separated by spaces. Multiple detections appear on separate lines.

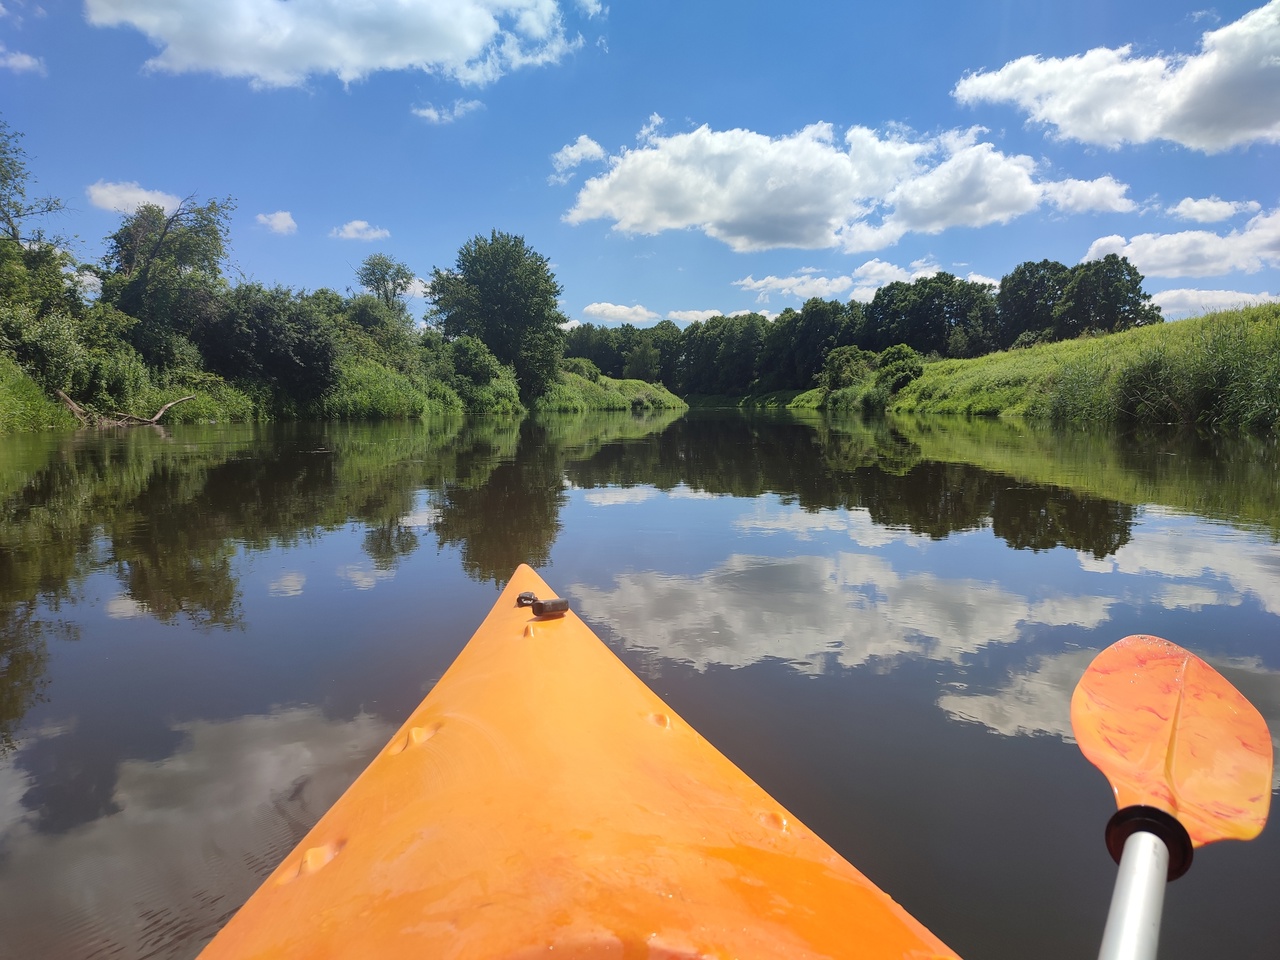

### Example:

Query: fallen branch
xmin=55 ymin=389 xmax=90 ymax=427
xmin=104 ymin=395 xmax=198 ymax=427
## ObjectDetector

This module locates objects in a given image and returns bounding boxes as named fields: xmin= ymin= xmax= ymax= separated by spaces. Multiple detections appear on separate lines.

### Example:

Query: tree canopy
xmin=0 ymin=117 xmax=65 ymax=245
xmin=428 ymin=231 xmax=566 ymax=403
xmin=356 ymin=253 xmax=415 ymax=313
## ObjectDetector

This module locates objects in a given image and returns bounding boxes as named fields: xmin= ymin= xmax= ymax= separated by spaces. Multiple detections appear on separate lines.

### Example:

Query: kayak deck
xmin=197 ymin=565 xmax=959 ymax=959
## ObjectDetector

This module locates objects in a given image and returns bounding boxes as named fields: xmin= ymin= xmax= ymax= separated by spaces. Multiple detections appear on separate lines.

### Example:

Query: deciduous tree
xmin=99 ymin=196 xmax=234 ymax=368
xmin=428 ymin=231 xmax=566 ymax=403
xmin=356 ymin=253 xmax=415 ymax=313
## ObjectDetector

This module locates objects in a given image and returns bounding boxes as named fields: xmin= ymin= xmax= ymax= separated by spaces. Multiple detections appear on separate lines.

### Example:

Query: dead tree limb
xmin=106 ymin=395 xmax=197 ymax=427
xmin=55 ymin=389 xmax=90 ymax=427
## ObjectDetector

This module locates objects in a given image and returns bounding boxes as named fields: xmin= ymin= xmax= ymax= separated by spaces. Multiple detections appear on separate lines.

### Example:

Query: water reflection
xmin=571 ymin=551 xmax=1115 ymax=675
xmin=0 ymin=708 xmax=391 ymax=959
xmin=939 ymin=648 xmax=1280 ymax=790
xmin=1 ymin=411 xmax=1279 ymax=960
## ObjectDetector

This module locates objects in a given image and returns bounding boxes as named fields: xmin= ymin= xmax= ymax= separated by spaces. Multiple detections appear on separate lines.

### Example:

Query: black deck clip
xmin=516 ymin=591 xmax=569 ymax=618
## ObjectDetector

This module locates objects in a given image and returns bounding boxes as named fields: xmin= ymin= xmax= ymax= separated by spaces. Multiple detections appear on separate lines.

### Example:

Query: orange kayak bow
xmin=197 ymin=565 xmax=960 ymax=959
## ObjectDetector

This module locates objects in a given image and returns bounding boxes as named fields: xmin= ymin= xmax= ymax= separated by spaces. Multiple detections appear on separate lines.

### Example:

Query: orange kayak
xmin=197 ymin=565 xmax=960 ymax=959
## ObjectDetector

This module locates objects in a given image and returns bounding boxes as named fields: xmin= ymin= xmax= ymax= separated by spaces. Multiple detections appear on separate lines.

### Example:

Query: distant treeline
xmin=567 ymin=257 xmax=1163 ymax=397
xmin=0 ymin=116 xmax=685 ymax=430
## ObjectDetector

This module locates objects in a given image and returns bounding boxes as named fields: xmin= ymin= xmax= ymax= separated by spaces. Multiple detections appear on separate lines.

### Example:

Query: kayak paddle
xmin=1071 ymin=635 xmax=1273 ymax=960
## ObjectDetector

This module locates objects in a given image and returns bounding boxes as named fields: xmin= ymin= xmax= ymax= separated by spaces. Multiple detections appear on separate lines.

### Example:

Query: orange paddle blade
xmin=1070 ymin=635 xmax=1273 ymax=847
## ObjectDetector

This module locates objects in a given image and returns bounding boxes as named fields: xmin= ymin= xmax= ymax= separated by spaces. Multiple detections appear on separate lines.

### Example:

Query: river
xmin=0 ymin=411 xmax=1277 ymax=959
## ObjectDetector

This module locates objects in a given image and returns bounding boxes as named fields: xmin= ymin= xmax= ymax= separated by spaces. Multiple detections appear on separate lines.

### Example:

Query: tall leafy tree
xmin=647 ymin=318 xmax=683 ymax=387
xmin=864 ymin=274 xmax=995 ymax=358
xmin=0 ymin=117 xmax=65 ymax=245
xmin=1053 ymin=254 xmax=1162 ymax=338
xmin=356 ymin=253 xmax=415 ymax=313
xmin=428 ymin=231 xmax=566 ymax=403
xmin=99 ymin=196 xmax=234 ymax=368
xmin=996 ymin=259 xmax=1071 ymax=347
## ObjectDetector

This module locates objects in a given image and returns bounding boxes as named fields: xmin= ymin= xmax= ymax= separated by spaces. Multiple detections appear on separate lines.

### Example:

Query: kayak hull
xmin=197 ymin=565 xmax=958 ymax=959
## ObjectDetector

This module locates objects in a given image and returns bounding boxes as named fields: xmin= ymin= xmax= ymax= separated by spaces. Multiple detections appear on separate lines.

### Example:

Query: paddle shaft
xmin=1097 ymin=830 xmax=1169 ymax=960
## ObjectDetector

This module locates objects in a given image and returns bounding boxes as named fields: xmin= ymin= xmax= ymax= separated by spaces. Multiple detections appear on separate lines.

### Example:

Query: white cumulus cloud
xmin=1167 ymin=196 xmax=1263 ymax=222
xmin=412 ymin=99 xmax=484 ymax=124
xmin=1085 ymin=207 xmax=1280 ymax=277
xmin=86 ymin=180 xmax=181 ymax=214
xmin=0 ymin=709 xmax=392 ymax=958
xmin=1 ymin=43 xmax=43 ymax=74
xmin=666 ymin=309 xmax=723 ymax=324
xmin=953 ymin=1 xmax=1280 ymax=152
xmin=329 ymin=219 xmax=390 ymax=241
xmin=255 ymin=210 xmax=297 ymax=235
xmin=84 ymin=0 xmax=585 ymax=88
xmin=734 ymin=273 xmax=854 ymax=301
xmin=549 ymin=134 xmax=606 ymax=184
xmin=1152 ymin=287 xmax=1279 ymax=318
xmin=565 ymin=119 xmax=1132 ymax=254
xmin=734 ymin=258 xmax=943 ymax=305
xmin=581 ymin=301 xmax=659 ymax=324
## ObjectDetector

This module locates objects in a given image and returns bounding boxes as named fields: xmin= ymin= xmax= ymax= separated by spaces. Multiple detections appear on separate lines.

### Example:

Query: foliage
xmin=98 ymin=196 xmax=235 ymax=369
xmin=0 ymin=116 xmax=65 ymax=244
xmin=343 ymin=293 xmax=419 ymax=369
xmin=893 ymin=304 xmax=1280 ymax=432
xmin=356 ymin=253 xmax=415 ymax=312
xmin=1053 ymin=254 xmax=1162 ymax=338
xmin=428 ymin=230 xmax=566 ymax=403
xmin=0 ymin=353 xmax=74 ymax=431
xmin=316 ymin=358 xmax=461 ymax=419
xmin=759 ymin=298 xmax=860 ymax=390
xmin=441 ymin=335 xmax=523 ymax=414
xmin=996 ymin=259 xmax=1071 ymax=347
xmin=819 ymin=344 xmax=876 ymax=392
xmin=863 ymin=273 xmax=997 ymax=357
xmin=874 ymin=344 xmax=924 ymax=392
xmin=561 ymin=356 xmax=600 ymax=382
xmin=197 ymin=283 xmax=342 ymax=404
xmin=533 ymin=371 xmax=687 ymax=413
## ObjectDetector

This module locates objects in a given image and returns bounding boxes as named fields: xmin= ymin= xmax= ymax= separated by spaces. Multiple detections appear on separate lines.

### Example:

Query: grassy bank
xmin=0 ymin=355 xmax=76 ymax=432
xmin=534 ymin=371 xmax=687 ymax=413
xmin=892 ymin=304 xmax=1280 ymax=431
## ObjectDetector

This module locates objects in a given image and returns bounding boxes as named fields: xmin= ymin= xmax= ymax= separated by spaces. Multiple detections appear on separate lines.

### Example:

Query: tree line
xmin=1 ymin=117 xmax=573 ymax=422
xmin=2 ymin=112 xmax=1163 ymax=422
xmin=567 ymin=259 xmax=1162 ymax=397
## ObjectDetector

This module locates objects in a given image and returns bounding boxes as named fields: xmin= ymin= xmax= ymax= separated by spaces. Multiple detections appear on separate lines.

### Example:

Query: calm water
xmin=0 ymin=411 xmax=1277 ymax=959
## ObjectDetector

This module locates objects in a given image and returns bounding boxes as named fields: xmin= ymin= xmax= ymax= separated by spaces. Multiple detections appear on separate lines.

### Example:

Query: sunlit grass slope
xmin=893 ymin=304 xmax=1280 ymax=431
xmin=535 ymin=371 xmax=687 ymax=413
xmin=0 ymin=355 xmax=75 ymax=432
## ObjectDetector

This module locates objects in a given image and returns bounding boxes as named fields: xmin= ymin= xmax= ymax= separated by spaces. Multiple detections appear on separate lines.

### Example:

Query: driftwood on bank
xmin=56 ymin=390 xmax=196 ymax=428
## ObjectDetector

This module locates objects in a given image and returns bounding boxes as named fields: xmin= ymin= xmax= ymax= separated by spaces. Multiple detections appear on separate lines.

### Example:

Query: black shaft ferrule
xmin=1105 ymin=805 xmax=1194 ymax=881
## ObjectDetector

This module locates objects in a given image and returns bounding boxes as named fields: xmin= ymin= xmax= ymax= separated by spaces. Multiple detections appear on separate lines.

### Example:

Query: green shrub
xmin=561 ymin=356 xmax=601 ymax=382
xmin=874 ymin=344 xmax=924 ymax=393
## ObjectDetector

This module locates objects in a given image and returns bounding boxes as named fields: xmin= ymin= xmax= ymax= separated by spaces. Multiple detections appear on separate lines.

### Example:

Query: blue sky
xmin=4 ymin=0 xmax=1279 ymax=324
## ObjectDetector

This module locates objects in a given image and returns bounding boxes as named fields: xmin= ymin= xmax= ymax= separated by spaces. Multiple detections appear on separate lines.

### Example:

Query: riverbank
xmin=681 ymin=305 xmax=1279 ymax=433
xmin=0 ymin=359 xmax=685 ymax=435
xmin=891 ymin=304 xmax=1280 ymax=430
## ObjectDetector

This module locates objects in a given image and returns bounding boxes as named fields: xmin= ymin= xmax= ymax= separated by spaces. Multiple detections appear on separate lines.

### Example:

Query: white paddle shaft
xmin=1097 ymin=830 xmax=1169 ymax=960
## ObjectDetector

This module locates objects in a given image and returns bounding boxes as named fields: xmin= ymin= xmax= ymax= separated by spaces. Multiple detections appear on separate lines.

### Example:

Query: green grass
xmin=534 ymin=372 xmax=687 ymax=413
xmin=0 ymin=354 xmax=74 ymax=433
xmin=892 ymin=304 xmax=1280 ymax=431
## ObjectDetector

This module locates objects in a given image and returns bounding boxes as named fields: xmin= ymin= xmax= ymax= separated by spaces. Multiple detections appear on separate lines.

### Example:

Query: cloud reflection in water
xmin=572 ymin=553 xmax=1114 ymax=674
xmin=0 ymin=707 xmax=392 ymax=960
